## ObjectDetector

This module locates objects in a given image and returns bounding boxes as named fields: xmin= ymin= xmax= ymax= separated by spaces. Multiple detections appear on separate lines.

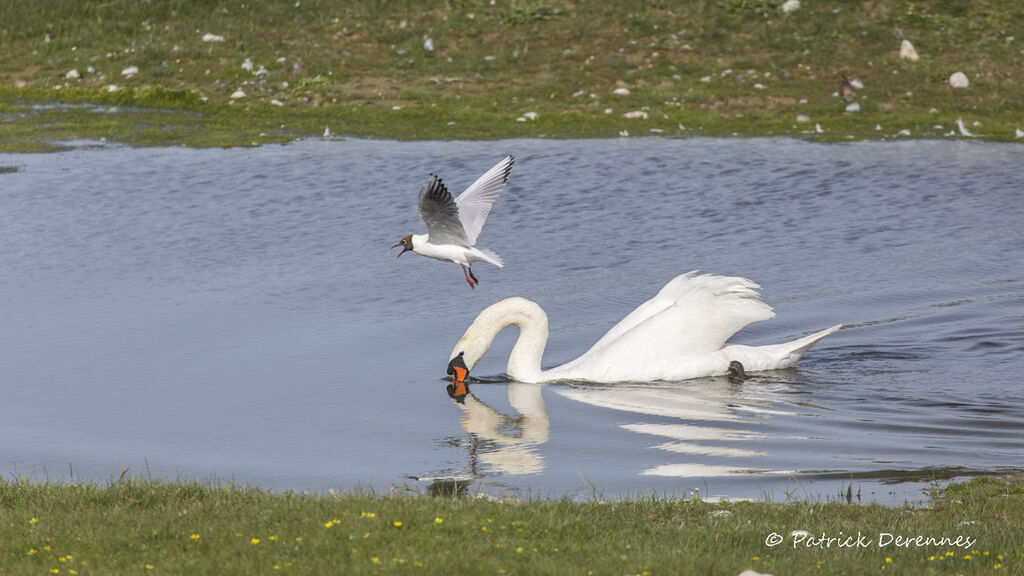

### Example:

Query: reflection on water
xmin=435 ymin=377 xmax=811 ymax=484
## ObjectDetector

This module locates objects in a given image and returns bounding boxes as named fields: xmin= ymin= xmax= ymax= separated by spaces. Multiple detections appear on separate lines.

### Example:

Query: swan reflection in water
xmin=422 ymin=374 xmax=809 ymax=493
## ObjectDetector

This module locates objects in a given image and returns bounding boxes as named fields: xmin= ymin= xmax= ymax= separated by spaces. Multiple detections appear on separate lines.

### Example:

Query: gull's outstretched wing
xmin=454 ymin=155 xmax=514 ymax=246
xmin=418 ymin=175 xmax=469 ymax=247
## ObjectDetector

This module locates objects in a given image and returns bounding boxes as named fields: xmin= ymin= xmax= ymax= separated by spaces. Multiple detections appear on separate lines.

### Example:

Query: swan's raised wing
xmin=585 ymin=274 xmax=775 ymax=361
xmin=454 ymin=156 xmax=514 ymax=246
xmin=588 ymin=271 xmax=702 ymax=351
xmin=419 ymin=175 xmax=470 ymax=247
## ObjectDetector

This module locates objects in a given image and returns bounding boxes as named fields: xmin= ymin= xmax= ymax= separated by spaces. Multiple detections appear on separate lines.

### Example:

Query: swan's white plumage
xmin=450 ymin=272 xmax=840 ymax=383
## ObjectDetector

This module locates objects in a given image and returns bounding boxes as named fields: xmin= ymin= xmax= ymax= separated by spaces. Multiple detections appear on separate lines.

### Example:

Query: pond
xmin=1 ymin=137 xmax=1021 ymax=504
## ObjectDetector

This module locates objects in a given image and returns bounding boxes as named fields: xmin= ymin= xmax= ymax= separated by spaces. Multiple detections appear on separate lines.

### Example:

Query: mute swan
xmin=392 ymin=156 xmax=514 ymax=288
xmin=447 ymin=272 xmax=841 ymax=383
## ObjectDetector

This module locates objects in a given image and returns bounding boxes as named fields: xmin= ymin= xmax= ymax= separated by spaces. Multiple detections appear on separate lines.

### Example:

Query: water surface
xmin=1 ymin=138 xmax=1021 ymax=504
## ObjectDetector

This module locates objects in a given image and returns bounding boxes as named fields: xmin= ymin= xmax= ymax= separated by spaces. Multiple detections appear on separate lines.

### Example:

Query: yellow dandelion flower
xmin=70 ymin=571 xmax=78 ymax=575
xmin=371 ymin=557 xmax=381 ymax=564
xmin=324 ymin=521 xmax=335 ymax=528
xmin=928 ymin=556 xmax=936 ymax=561
xmin=66 ymin=556 xmax=73 ymax=561
xmin=273 ymin=565 xmax=281 ymax=571
xmin=59 ymin=557 xmax=67 ymax=562
xmin=49 ymin=570 xmax=59 ymax=574
xmin=995 ymin=564 xmax=1003 ymax=570
xmin=393 ymin=521 xmax=402 ymax=527
xmin=44 ymin=545 xmax=52 ymax=551
xmin=190 ymin=534 xmax=200 ymax=541
xmin=964 ymin=554 xmax=972 ymax=560
xmin=251 ymin=538 xmax=260 ymax=545
xmin=269 ymin=535 xmax=278 ymax=541
xmin=516 ymin=547 xmax=523 ymax=553
xmin=145 ymin=565 xmax=155 ymax=571
xmin=885 ymin=557 xmax=892 ymax=563
xmin=481 ymin=526 xmax=488 ymax=532
xmin=29 ymin=517 xmax=38 ymax=524
xmin=435 ymin=517 xmax=444 ymax=524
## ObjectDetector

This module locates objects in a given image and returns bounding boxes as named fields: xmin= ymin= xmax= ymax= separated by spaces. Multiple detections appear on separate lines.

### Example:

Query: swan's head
xmin=391 ymin=234 xmax=414 ymax=257
xmin=448 ymin=297 xmax=548 ymax=381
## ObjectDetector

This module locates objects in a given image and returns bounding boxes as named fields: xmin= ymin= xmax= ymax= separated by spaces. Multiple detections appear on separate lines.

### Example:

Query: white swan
xmin=448 ymin=272 xmax=841 ymax=383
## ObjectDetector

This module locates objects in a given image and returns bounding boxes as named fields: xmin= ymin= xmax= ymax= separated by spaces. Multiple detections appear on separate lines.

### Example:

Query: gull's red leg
xmin=461 ymin=264 xmax=476 ymax=289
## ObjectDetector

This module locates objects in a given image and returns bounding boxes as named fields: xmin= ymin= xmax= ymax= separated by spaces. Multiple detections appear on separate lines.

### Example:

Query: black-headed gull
xmin=393 ymin=156 xmax=514 ymax=288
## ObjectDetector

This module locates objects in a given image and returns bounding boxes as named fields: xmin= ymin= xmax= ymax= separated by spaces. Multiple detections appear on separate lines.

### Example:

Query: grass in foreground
xmin=0 ymin=476 xmax=1021 ymax=575
xmin=1 ymin=0 xmax=1022 ymax=151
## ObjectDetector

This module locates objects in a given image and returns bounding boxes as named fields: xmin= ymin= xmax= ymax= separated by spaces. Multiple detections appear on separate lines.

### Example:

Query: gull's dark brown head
xmin=391 ymin=234 xmax=413 ymax=258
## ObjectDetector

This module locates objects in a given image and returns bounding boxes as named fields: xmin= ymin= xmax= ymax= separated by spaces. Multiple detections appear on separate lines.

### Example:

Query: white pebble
xmin=623 ymin=110 xmax=648 ymax=119
xmin=781 ymin=0 xmax=800 ymax=13
xmin=230 ymin=89 xmax=246 ymax=99
xmin=612 ymin=87 xmax=631 ymax=96
xmin=392 ymin=105 xmax=402 ymax=111
xmin=522 ymin=111 xmax=538 ymax=120
xmin=121 ymin=66 xmax=139 ymax=77
xmin=202 ymin=33 xmax=225 ymax=43
xmin=949 ymin=72 xmax=969 ymax=88
xmin=900 ymin=39 xmax=920 ymax=61
xmin=65 ymin=69 xmax=80 ymax=80
xmin=271 ymin=99 xmax=284 ymax=106
xmin=753 ymin=83 xmax=765 ymax=89
xmin=106 ymin=84 xmax=118 ymax=93
xmin=242 ymin=59 xmax=254 ymax=72
xmin=1016 ymin=128 xmax=1024 ymax=139
xmin=845 ymin=102 xmax=860 ymax=112
xmin=850 ymin=78 xmax=864 ymax=89
xmin=815 ymin=123 xmax=824 ymax=134
xmin=796 ymin=114 xmax=810 ymax=123
xmin=699 ymin=76 xmax=712 ymax=83
xmin=423 ymin=38 xmax=434 ymax=52
xmin=897 ymin=129 xmax=911 ymax=136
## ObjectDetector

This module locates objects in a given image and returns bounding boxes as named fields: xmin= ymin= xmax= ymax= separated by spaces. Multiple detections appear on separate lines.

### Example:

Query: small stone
xmin=230 ymin=89 xmax=246 ymax=99
xmin=949 ymin=72 xmax=969 ymax=88
xmin=900 ymin=39 xmax=920 ymax=62
xmin=521 ymin=111 xmax=538 ymax=120
xmin=271 ymin=99 xmax=284 ymax=106
xmin=815 ymin=123 xmax=824 ymax=133
xmin=612 ymin=87 xmax=631 ymax=96
xmin=623 ymin=110 xmax=648 ymax=119
xmin=753 ymin=83 xmax=765 ymax=89
xmin=202 ymin=33 xmax=225 ymax=43
xmin=121 ymin=66 xmax=139 ymax=77
xmin=781 ymin=0 xmax=800 ymax=13
xmin=423 ymin=37 xmax=434 ymax=52
xmin=106 ymin=84 xmax=118 ymax=93
xmin=897 ymin=129 xmax=911 ymax=136
xmin=796 ymin=114 xmax=810 ymax=123
xmin=845 ymin=102 xmax=860 ymax=113
xmin=1016 ymin=128 xmax=1024 ymax=139
xmin=699 ymin=76 xmax=712 ymax=83
xmin=65 ymin=69 xmax=80 ymax=80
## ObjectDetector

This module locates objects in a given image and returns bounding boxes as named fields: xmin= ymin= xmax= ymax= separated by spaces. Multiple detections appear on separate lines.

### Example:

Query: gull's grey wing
xmin=454 ymin=155 xmax=514 ymax=246
xmin=418 ymin=175 xmax=470 ymax=247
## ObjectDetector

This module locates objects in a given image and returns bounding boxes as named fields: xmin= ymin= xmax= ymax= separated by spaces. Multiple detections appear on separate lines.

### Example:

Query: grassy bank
xmin=0 ymin=476 xmax=1021 ymax=575
xmin=1 ymin=0 xmax=1022 ymax=151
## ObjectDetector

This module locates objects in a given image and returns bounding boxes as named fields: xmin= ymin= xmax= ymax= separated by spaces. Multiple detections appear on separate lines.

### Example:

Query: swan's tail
xmin=726 ymin=323 xmax=842 ymax=372
xmin=782 ymin=324 xmax=842 ymax=361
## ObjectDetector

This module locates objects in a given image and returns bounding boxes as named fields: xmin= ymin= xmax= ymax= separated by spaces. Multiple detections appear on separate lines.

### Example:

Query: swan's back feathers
xmin=581 ymin=273 xmax=775 ymax=363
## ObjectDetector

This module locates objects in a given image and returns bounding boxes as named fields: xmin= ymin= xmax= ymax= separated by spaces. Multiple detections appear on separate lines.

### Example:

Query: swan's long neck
xmin=452 ymin=297 xmax=549 ymax=383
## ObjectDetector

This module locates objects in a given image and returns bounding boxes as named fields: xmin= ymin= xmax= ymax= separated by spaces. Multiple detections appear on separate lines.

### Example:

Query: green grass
xmin=1 ymin=475 xmax=1022 ymax=575
xmin=1 ymin=0 xmax=1022 ymax=150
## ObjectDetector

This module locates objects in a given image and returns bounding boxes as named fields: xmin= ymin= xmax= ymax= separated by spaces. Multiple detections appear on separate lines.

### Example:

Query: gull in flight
xmin=392 ymin=156 xmax=514 ymax=288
